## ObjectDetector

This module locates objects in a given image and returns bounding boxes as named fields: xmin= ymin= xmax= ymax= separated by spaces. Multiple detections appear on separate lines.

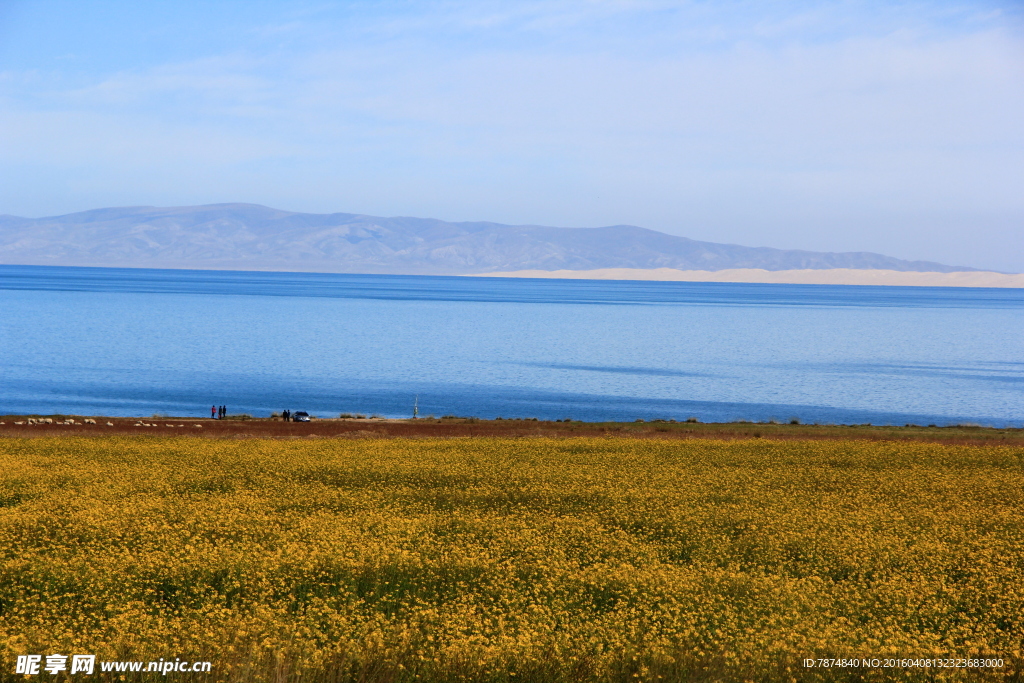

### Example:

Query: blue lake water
xmin=1 ymin=264 xmax=1022 ymax=426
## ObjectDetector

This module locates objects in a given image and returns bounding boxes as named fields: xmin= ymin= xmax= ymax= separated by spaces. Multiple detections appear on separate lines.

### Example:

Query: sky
xmin=0 ymin=0 xmax=1022 ymax=271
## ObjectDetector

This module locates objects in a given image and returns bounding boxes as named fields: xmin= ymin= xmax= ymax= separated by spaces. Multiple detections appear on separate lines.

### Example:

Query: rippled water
xmin=1 ymin=265 xmax=1021 ymax=425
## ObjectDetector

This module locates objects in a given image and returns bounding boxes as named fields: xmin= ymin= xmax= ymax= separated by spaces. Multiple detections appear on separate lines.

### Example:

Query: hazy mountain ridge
xmin=0 ymin=203 xmax=980 ymax=274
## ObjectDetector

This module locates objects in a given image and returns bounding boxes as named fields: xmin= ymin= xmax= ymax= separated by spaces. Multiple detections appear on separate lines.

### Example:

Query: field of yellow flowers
xmin=1 ymin=436 xmax=1021 ymax=682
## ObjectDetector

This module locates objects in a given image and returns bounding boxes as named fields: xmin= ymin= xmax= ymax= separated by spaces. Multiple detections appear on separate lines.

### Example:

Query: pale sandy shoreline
xmin=466 ymin=268 xmax=1024 ymax=288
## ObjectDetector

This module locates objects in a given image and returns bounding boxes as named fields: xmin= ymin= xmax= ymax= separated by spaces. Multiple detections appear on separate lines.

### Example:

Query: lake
xmin=1 ymin=264 xmax=1021 ymax=426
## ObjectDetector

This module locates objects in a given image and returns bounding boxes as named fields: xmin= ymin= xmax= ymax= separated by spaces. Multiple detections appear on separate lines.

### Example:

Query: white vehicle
xmin=292 ymin=411 xmax=311 ymax=422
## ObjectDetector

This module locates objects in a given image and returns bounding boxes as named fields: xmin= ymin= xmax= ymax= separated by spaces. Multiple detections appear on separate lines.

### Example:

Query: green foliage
xmin=0 ymin=436 xmax=1021 ymax=682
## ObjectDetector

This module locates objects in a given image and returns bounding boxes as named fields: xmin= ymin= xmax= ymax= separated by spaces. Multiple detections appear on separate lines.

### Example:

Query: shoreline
xmin=466 ymin=267 xmax=1024 ymax=288
xmin=2 ymin=414 xmax=1020 ymax=446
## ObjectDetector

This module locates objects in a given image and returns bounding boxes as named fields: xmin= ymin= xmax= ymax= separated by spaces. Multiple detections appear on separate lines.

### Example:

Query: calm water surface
xmin=1 ymin=265 xmax=1022 ymax=426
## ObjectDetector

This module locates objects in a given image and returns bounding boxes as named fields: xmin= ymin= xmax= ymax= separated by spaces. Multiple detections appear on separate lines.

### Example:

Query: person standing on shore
xmin=211 ymin=405 xmax=217 ymax=419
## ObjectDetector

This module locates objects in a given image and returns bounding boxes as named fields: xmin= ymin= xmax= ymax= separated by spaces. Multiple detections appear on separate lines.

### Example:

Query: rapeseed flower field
xmin=0 ymin=436 xmax=1021 ymax=682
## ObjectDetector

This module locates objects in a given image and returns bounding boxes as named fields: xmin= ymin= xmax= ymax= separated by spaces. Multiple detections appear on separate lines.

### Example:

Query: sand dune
xmin=467 ymin=268 xmax=1024 ymax=288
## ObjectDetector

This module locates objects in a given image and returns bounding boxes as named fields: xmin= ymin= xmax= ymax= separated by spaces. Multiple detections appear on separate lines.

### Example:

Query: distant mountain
xmin=0 ymin=203 xmax=978 ymax=275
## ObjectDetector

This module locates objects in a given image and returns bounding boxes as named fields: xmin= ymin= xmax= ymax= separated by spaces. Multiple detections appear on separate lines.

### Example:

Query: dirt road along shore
xmin=0 ymin=415 xmax=1019 ymax=446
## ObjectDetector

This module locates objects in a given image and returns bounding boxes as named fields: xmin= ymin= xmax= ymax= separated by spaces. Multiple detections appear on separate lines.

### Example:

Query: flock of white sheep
xmin=1 ymin=418 xmax=204 ymax=428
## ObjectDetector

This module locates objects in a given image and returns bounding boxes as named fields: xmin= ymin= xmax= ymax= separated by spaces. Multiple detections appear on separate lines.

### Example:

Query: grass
xmin=1 ymin=436 xmax=1022 ymax=682
xmin=4 ymin=416 xmax=1022 ymax=448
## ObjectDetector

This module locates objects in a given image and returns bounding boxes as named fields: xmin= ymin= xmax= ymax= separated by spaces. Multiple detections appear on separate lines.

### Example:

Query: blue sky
xmin=1 ymin=0 xmax=1022 ymax=271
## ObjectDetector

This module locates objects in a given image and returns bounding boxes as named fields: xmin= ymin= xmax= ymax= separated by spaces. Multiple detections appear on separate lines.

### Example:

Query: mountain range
xmin=0 ymin=203 xmax=978 ymax=275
